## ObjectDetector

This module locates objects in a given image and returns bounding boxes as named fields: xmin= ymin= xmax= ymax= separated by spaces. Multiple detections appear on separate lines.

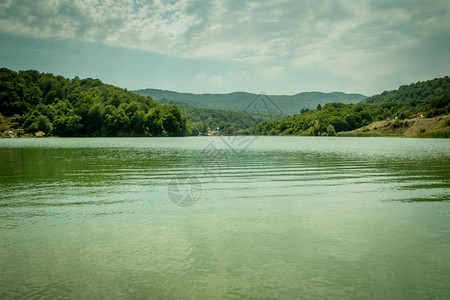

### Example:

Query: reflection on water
xmin=0 ymin=137 xmax=449 ymax=299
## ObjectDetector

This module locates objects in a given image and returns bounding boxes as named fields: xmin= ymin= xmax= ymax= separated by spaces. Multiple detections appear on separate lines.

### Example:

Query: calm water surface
xmin=0 ymin=137 xmax=449 ymax=299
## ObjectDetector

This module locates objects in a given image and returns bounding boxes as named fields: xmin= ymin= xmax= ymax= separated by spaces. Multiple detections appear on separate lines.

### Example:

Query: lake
xmin=0 ymin=137 xmax=449 ymax=299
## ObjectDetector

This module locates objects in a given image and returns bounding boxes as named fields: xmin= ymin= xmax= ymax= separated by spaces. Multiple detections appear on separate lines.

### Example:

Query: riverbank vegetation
xmin=0 ymin=68 xmax=187 ymax=137
xmin=1 ymin=68 xmax=449 ymax=138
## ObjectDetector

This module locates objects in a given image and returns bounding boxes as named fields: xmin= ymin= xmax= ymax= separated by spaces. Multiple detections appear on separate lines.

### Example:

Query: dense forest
xmin=135 ymin=89 xmax=366 ymax=114
xmin=157 ymin=99 xmax=265 ymax=135
xmin=0 ymin=68 xmax=187 ymax=136
xmin=255 ymin=78 xmax=450 ymax=136
xmin=363 ymin=76 xmax=450 ymax=104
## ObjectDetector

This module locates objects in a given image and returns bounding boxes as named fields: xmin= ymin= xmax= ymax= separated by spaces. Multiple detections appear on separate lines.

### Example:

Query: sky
xmin=0 ymin=0 xmax=449 ymax=96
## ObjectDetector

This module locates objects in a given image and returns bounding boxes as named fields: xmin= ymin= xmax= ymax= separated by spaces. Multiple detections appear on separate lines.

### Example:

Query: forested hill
xmin=255 ymin=77 xmax=450 ymax=136
xmin=363 ymin=76 xmax=450 ymax=104
xmin=134 ymin=89 xmax=366 ymax=114
xmin=0 ymin=68 xmax=186 ymax=136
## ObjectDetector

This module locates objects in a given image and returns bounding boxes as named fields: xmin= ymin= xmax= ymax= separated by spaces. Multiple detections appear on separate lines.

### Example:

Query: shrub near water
xmin=426 ymin=130 xmax=450 ymax=138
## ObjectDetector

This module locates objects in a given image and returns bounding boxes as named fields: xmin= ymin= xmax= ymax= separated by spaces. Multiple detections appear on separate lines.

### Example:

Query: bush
xmin=392 ymin=120 xmax=403 ymax=128
xmin=426 ymin=130 xmax=450 ymax=138
xmin=36 ymin=115 xmax=52 ymax=135
xmin=336 ymin=131 xmax=384 ymax=137
xmin=16 ymin=129 xmax=24 ymax=137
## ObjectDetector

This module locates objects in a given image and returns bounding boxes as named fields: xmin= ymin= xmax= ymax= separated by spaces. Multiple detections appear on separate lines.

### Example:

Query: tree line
xmin=1 ymin=68 xmax=449 ymax=137
xmin=0 ymin=68 xmax=187 ymax=136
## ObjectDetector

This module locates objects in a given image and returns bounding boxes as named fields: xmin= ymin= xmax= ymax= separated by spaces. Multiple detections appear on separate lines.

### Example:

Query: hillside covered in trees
xmin=135 ymin=89 xmax=366 ymax=114
xmin=255 ymin=77 xmax=450 ymax=136
xmin=363 ymin=76 xmax=450 ymax=104
xmin=0 ymin=68 xmax=187 ymax=137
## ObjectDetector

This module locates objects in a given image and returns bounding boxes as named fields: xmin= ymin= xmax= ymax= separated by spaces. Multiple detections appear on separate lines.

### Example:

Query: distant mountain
xmin=133 ymin=89 xmax=366 ymax=115
xmin=363 ymin=76 xmax=450 ymax=104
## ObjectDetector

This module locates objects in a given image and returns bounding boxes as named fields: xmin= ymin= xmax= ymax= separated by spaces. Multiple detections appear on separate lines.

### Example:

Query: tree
xmin=326 ymin=124 xmax=336 ymax=136
xmin=162 ymin=106 xmax=187 ymax=136
xmin=143 ymin=107 xmax=163 ymax=136
xmin=330 ymin=117 xmax=347 ymax=132
xmin=102 ymin=108 xmax=129 ymax=136
xmin=130 ymin=110 xmax=145 ymax=135
xmin=121 ymin=101 xmax=140 ymax=117
xmin=53 ymin=115 xmax=83 ymax=136
xmin=87 ymin=104 xmax=104 ymax=135
xmin=23 ymin=110 xmax=40 ymax=131
xmin=35 ymin=115 xmax=52 ymax=135
xmin=344 ymin=114 xmax=358 ymax=131
xmin=300 ymin=108 xmax=309 ymax=114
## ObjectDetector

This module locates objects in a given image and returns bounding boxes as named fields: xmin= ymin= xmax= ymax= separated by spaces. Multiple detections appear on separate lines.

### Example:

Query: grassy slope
xmin=344 ymin=114 xmax=450 ymax=138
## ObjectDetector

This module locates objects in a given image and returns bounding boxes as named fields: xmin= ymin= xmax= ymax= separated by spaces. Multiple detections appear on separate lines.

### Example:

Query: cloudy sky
xmin=0 ymin=0 xmax=449 ymax=96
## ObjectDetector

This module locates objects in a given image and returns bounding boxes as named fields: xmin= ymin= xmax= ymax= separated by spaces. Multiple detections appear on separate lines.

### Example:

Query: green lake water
xmin=0 ymin=137 xmax=449 ymax=299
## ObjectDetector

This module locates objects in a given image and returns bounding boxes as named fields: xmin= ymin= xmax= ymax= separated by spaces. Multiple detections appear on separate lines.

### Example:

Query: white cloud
xmin=258 ymin=66 xmax=286 ymax=80
xmin=194 ymin=73 xmax=225 ymax=88
xmin=0 ymin=0 xmax=449 ymax=94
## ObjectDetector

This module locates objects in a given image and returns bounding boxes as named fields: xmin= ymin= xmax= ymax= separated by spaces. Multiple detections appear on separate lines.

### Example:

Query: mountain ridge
xmin=133 ymin=88 xmax=366 ymax=114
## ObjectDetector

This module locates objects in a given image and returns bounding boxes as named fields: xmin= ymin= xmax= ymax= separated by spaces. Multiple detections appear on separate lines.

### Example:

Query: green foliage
xmin=36 ymin=115 xmax=52 ymax=134
xmin=53 ymin=115 xmax=83 ymax=136
xmin=425 ymin=130 xmax=450 ymax=138
xmin=391 ymin=120 xmax=403 ymax=128
xmin=16 ymin=129 xmax=24 ymax=137
xmin=327 ymin=124 xmax=336 ymax=136
xmin=23 ymin=110 xmax=40 ymax=131
xmin=157 ymin=99 xmax=265 ymax=135
xmin=336 ymin=131 xmax=385 ymax=137
xmin=130 ymin=110 xmax=145 ymax=135
xmin=0 ymin=68 xmax=186 ymax=137
xmin=363 ymin=76 xmax=450 ymax=104
xmin=425 ymin=94 xmax=450 ymax=117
